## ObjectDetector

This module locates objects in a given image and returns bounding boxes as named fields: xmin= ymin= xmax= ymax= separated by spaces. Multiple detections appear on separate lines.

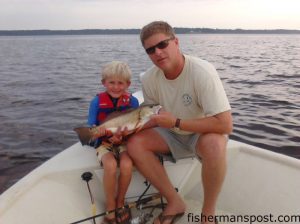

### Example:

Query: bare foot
xmin=153 ymin=196 xmax=186 ymax=224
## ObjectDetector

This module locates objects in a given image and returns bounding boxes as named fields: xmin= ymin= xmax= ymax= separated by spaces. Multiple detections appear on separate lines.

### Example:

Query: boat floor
xmin=2 ymin=140 xmax=300 ymax=224
xmin=129 ymin=198 xmax=230 ymax=224
xmin=83 ymin=198 xmax=230 ymax=224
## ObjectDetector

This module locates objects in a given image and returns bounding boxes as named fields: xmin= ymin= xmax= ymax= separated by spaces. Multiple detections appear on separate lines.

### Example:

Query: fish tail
xmin=74 ymin=127 xmax=95 ymax=145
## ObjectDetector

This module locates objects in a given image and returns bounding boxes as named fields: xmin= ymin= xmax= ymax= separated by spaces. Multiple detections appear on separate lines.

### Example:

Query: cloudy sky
xmin=1 ymin=0 xmax=300 ymax=30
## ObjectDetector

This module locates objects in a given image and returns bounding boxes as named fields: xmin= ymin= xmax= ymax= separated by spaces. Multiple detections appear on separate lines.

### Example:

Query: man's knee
xmin=126 ymin=134 xmax=146 ymax=158
xmin=196 ymin=133 xmax=227 ymax=159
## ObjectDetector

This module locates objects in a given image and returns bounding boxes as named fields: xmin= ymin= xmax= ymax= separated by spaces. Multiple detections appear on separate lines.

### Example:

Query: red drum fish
xmin=74 ymin=104 xmax=161 ymax=146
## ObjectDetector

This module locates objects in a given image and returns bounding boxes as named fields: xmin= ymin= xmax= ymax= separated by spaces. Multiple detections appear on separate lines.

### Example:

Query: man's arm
xmin=151 ymin=110 xmax=233 ymax=135
xmin=182 ymin=110 xmax=233 ymax=134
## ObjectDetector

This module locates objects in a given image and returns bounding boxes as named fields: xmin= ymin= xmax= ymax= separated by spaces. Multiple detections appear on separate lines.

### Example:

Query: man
xmin=127 ymin=21 xmax=232 ymax=224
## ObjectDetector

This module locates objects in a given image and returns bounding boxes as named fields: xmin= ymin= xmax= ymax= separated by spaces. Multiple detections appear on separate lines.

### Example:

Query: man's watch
xmin=174 ymin=118 xmax=181 ymax=131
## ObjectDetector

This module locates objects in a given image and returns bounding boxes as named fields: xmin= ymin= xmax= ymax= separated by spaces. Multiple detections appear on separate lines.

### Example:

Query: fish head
xmin=139 ymin=104 xmax=162 ymax=119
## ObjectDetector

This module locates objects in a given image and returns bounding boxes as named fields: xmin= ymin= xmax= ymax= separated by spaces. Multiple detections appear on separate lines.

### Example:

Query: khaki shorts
xmin=153 ymin=127 xmax=200 ymax=162
xmin=96 ymin=143 xmax=126 ymax=163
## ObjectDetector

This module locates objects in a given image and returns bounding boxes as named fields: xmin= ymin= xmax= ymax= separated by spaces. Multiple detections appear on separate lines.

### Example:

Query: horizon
xmin=1 ymin=27 xmax=300 ymax=32
xmin=1 ymin=0 xmax=300 ymax=31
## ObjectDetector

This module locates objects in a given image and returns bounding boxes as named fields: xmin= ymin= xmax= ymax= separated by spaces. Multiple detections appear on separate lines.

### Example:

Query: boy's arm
xmin=87 ymin=96 xmax=98 ymax=126
xmin=88 ymin=96 xmax=111 ymax=138
xmin=130 ymin=95 xmax=140 ymax=108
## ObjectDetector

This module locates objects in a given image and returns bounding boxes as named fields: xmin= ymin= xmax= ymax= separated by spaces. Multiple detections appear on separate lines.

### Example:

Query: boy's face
xmin=102 ymin=77 xmax=130 ymax=98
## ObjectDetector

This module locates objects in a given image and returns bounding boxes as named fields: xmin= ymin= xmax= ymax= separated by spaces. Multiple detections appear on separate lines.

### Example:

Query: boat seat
xmin=156 ymin=152 xmax=200 ymax=164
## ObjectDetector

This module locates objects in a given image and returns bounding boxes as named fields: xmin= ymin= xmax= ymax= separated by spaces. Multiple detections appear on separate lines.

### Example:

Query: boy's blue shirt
xmin=87 ymin=93 xmax=139 ymax=126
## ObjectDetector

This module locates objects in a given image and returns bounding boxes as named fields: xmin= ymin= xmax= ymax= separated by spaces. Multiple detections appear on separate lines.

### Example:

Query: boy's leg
xmin=101 ymin=152 xmax=118 ymax=219
xmin=127 ymin=129 xmax=186 ymax=219
xmin=116 ymin=151 xmax=133 ymax=207
xmin=116 ymin=151 xmax=133 ymax=223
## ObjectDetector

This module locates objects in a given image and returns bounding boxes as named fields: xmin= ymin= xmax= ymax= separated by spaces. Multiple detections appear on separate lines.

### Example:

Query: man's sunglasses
xmin=145 ymin=37 xmax=175 ymax=55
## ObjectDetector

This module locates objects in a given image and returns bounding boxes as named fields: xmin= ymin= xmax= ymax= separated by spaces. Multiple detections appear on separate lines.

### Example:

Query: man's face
xmin=143 ymin=33 xmax=179 ymax=72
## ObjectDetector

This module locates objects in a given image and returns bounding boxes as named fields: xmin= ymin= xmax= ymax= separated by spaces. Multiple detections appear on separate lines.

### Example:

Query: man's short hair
xmin=140 ymin=21 xmax=175 ymax=46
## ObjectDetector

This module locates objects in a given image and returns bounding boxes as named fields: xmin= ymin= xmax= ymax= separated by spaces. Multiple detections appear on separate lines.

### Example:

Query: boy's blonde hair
xmin=101 ymin=61 xmax=132 ymax=82
xmin=140 ymin=21 xmax=175 ymax=46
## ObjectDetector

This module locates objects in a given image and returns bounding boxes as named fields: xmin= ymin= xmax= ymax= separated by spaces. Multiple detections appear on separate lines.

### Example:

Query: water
xmin=0 ymin=34 xmax=299 ymax=193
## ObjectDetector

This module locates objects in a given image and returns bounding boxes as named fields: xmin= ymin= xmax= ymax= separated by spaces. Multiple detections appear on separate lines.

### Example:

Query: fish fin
xmin=74 ymin=127 xmax=96 ymax=145
xmin=139 ymin=103 xmax=159 ymax=107
xmin=134 ymin=125 xmax=144 ymax=133
xmin=103 ymin=108 xmax=136 ymax=122
xmin=104 ymin=111 xmax=124 ymax=121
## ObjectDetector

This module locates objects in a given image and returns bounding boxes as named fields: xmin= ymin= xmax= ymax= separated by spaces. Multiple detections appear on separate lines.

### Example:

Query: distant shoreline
xmin=1 ymin=28 xmax=300 ymax=36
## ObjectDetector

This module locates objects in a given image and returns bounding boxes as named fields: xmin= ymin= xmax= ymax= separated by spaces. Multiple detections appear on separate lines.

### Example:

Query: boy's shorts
xmin=96 ymin=144 xmax=126 ymax=163
xmin=153 ymin=127 xmax=200 ymax=162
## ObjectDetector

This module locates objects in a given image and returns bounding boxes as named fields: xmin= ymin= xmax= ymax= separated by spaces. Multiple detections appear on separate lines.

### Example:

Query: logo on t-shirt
xmin=182 ymin=93 xmax=192 ymax=106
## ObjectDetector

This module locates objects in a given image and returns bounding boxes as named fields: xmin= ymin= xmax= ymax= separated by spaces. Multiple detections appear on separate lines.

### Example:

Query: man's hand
xmin=150 ymin=111 xmax=176 ymax=129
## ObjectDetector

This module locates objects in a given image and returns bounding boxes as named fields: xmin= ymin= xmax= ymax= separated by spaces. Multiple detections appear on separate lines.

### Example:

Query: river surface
xmin=0 ymin=34 xmax=299 ymax=193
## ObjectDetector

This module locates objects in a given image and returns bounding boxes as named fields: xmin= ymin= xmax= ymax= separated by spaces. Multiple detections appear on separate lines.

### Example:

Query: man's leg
xmin=127 ymin=129 xmax=186 ymax=219
xmin=196 ymin=133 xmax=227 ymax=224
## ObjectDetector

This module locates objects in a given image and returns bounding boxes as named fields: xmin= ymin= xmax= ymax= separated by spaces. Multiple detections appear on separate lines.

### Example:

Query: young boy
xmin=87 ymin=61 xmax=139 ymax=224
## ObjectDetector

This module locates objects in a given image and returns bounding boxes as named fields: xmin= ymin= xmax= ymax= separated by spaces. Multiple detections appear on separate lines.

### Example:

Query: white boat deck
xmin=1 ymin=140 xmax=300 ymax=224
xmin=130 ymin=198 xmax=231 ymax=224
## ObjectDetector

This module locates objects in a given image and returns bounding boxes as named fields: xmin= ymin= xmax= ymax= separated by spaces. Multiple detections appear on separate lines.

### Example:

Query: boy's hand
xmin=93 ymin=125 xmax=107 ymax=139
xmin=108 ymin=126 xmax=131 ymax=144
